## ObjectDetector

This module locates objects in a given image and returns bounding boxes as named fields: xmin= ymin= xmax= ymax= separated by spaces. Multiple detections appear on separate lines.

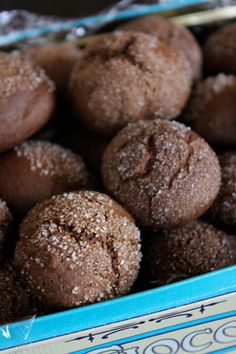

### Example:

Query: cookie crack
xmin=91 ymin=36 xmax=153 ymax=76
xmin=167 ymin=133 xmax=195 ymax=191
xmin=117 ymin=134 xmax=156 ymax=182
xmin=123 ymin=46 xmax=153 ymax=76
xmin=51 ymin=218 xmax=87 ymax=243
xmin=52 ymin=208 xmax=121 ymax=297
xmin=85 ymin=37 xmax=137 ymax=62
xmin=141 ymin=134 xmax=157 ymax=178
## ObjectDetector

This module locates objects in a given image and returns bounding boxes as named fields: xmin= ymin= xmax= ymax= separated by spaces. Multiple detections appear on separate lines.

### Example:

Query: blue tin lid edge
xmin=1 ymin=265 xmax=236 ymax=350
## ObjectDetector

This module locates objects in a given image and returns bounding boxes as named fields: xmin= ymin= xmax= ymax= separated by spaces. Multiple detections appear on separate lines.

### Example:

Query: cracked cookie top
xmin=102 ymin=119 xmax=221 ymax=230
xmin=69 ymin=31 xmax=192 ymax=136
xmin=118 ymin=15 xmax=202 ymax=82
xmin=15 ymin=190 xmax=141 ymax=308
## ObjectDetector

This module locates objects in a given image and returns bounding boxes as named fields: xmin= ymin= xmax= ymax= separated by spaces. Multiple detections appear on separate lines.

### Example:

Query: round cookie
xmin=22 ymin=43 xmax=82 ymax=90
xmin=102 ymin=120 xmax=221 ymax=230
xmin=0 ymin=199 xmax=12 ymax=262
xmin=184 ymin=74 xmax=236 ymax=146
xmin=119 ymin=15 xmax=202 ymax=81
xmin=0 ymin=261 xmax=47 ymax=325
xmin=204 ymin=22 xmax=236 ymax=74
xmin=69 ymin=31 xmax=191 ymax=136
xmin=210 ymin=152 xmax=236 ymax=228
xmin=0 ymin=140 xmax=92 ymax=215
xmin=15 ymin=191 xmax=141 ymax=308
xmin=143 ymin=221 xmax=236 ymax=286
xmin=0 ymin=52 xmax=55 ymax=153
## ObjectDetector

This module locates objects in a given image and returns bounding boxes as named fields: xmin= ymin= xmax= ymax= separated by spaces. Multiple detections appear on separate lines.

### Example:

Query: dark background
xmin=0 ymin=0 xmax=117 ymax=17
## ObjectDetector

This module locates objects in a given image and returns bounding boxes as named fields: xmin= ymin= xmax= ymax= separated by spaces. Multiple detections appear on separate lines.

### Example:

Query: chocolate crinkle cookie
xmin=69 ymin=31 xmax=191 ymax=136
xmin=102 ymin=119 xmax=221 ymax=230
xmin=184 ymin=74 xmax=236 ymax=146
xmin=204 ymin=22 xmax=236 ymax=74
xmin=119 ymin=15 xmax=202 ymax=82
xmin=0 ymin=52 xmax=55 ymax=153
xmin=209 ymin=152 xmax=236 ymax=229
xmin=0 ymin=140 xmax=92 ymax=216
xmin=22 ymin=43 xmax=82 ymax=91
xmin=0 ymin=199 xmax=12 ymax=262
xmin=15 ymin=191 xmax=141 ymax=308
xmin=0 ymin=261 xmax=47 ymax=325
xmin=143 ymin=221 xmax=236 ymax=286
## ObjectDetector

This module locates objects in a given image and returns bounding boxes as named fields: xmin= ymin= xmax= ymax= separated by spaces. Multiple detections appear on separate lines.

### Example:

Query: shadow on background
xmin=0 ymin=0 xmax=117 ymax=17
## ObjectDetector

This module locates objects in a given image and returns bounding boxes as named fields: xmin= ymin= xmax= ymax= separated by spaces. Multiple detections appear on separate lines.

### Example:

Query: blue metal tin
xmin=1 ymin=266 xmax=236 ymax=353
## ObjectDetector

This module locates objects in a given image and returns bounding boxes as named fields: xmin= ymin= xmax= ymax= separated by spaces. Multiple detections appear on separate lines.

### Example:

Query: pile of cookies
xmin=1 ymin=15 xmax=236 ymax=325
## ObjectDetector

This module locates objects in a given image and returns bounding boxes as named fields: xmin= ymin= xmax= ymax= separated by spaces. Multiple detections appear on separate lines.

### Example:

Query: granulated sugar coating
xmin=0 ymin=52 xmax=55 ymax=152
xmin=15 ymin=191 xmax=141 ymax=308
xmin=210 ymin=152 xmax=236 ymax=228
xmin=102 ymin=120 xmax=221 ymax=230
xmin=69 ymin=31 xmax=191 ymax=136
xmin=0 ymin=199 xmax=12 ymax=262
xmin=204 ymin=22 xmax=236 ymax=74
xmin=22 ymin=43 xmax=82 ymax=90
xmin=184 ymin=74 xmax=236 ymax=146
xmin=0 ymin=140 xmax=92 ymax=215
xmin=0 ymin=261 xmax=47 ymax=324
xmin=143 ymin=221 xmax=236 ymax=286
xmin=119 ymin=15 xmax=202 ymax=81
xmin=0 ymin=52 xmax=54 ymax=97
xmin=15 ymin=140 xmax=89 ymax=179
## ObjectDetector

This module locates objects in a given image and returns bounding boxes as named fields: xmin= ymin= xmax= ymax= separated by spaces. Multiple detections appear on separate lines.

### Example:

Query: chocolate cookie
xmin=0 ymin=261 xmax=47 ymax=325
xmin=0 ymin=53 xmax=55 ymax=153
xmin=22 ymin=43 xmax=82 ymax=90
xmin=210 ymin=152 xmax=236 ymax=228
xmin=119 ymin=15 xmax=202 ymax=81
xmin=143 ymin=221 xmax=236 ymax=286
xmin=0 ymin=199 xmax=12 ymax=262
xmin=184 ymin=74 xmax=236 ymax=146
xmin=0 ymin=140 xmax=92 ymax=215
xmin=204 ymin=22 xmax=236 ymax=74
xmin=69 ymin=31 xmax=191 ymax=136
xmin=15 ymin=191 xmax=141 ymax=308
xmin=102 ymin=120 xmax=221 ymax=230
